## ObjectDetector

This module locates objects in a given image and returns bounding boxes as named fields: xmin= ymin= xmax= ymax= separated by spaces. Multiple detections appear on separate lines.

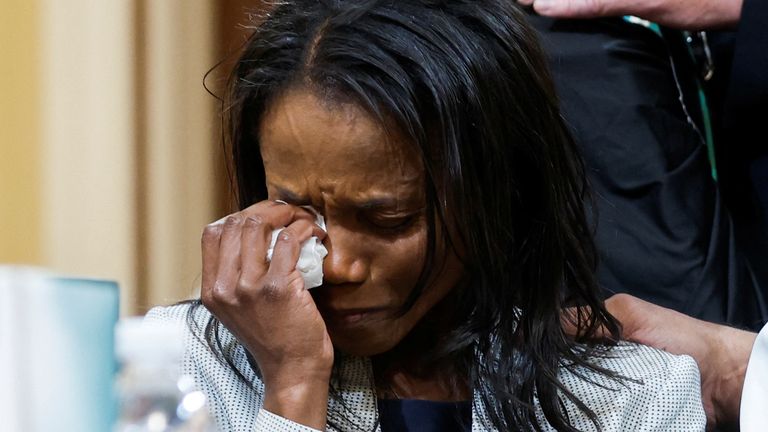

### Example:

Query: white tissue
xmin=266 ymin=208 xmax=328 ymax=289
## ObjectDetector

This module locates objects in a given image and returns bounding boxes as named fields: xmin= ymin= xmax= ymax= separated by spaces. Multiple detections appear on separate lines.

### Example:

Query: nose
xmin=321 ymin=223 xmax=367 ymax=286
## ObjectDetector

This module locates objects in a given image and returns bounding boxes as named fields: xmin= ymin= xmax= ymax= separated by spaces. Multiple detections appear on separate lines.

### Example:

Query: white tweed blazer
xmin=146 ymin=303 xmax=706 ymax=432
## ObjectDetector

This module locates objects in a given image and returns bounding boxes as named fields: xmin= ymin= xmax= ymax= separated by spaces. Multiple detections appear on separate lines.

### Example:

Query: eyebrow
xmin=271 ymin=185 xmax=420 ymax=211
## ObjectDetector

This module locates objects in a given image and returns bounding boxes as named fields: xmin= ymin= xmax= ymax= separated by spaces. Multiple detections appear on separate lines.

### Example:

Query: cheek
xmin=382 ymin=248 xmax=424 ymax=298
xmin=371 ymin=232 xmax=427 ymax=300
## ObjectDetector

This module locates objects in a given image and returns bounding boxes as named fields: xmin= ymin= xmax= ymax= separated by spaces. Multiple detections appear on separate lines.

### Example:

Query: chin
xmin=328 ymin=328 xmax=399 ymax=357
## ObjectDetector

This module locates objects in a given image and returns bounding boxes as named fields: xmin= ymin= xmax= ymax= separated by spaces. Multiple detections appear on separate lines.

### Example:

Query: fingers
xmin=239 ymin=204 xmax=326 ymax=284
xmin=518 ymin=0 xmax=624 ymax=19
xmin=240 ymin=215 xmax=272 ymax=282
xmin=202 ymin=200 xmax=326 ymax=305
xmin=201 ymin=223 xmax=222 ymax=298
xmin=201 ymin=200 xmax=282 ymax=295
xmin=215 ymin=215 xmax=246 ymax=294
xmin=240 ymin=200 xmax=317 ymax=228
xmin=269 ymin=218 xmax=325 ymax=277
xmin=561 ymin=304 xmax=613 ymax=340
xmin=604 ymin=293 xmax=653 ymax=339
xmin=561 ymin=295 xmax=646 ymax=340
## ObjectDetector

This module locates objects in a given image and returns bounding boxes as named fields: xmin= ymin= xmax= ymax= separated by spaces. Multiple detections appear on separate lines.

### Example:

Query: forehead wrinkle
xmin=282 ymin=95 xmax=311 ymax=154
xmin=262 ymin=89 xmax=425 ymax=213
xmin=316 ymin=174 xmax=421 ymax=210
xmin=344 ymin=127 xmax=424 ymax=213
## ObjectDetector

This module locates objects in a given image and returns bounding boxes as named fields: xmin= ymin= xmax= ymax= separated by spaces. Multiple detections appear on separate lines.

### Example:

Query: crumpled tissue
xmin=266 ymin=206 xmax=328 ymax=289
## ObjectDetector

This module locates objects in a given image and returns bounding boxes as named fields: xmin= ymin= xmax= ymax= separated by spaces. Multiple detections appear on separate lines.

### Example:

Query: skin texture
xmin=260 ymin=89 xmax=464 ymax=358
xmin=201 ymin=88 xmax=466 ymax=427
xmin=605 ymin=294 xmax=756 ymax=431
xmin=202 ymin=202 xmax=332 ymax=428
xmin=517 ymin=0 xmax=744 ymax=30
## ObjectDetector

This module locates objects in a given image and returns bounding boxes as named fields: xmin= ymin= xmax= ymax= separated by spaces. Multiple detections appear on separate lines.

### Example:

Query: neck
xmin=371 ymin=288 xmax=471 ymax=401
xmin=374 ymin=368 xmax=470 ymax=401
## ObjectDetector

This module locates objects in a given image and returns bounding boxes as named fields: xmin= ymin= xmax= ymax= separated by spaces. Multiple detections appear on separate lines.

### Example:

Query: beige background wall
xmin=39 ymin=0 xmax=140 ymax=315
xmin=1 ymin=0 xmax=261 ymax=315
xmin=1 ymin=1 xmax=42 ymax=265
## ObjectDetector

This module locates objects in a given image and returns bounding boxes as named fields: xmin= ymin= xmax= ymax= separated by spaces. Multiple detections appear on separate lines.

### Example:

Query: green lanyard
xmin=622 ymin=16 xmax=718 ymax=181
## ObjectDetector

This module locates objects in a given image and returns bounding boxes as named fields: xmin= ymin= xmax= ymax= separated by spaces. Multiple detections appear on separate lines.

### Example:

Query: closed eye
xmin=366 ymin=213 xmax=418 ymax=233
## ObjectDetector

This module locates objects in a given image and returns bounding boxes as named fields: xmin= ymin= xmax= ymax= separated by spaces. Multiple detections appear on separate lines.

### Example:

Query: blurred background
xmin=1 ymin=0 xmax=267 ymax=315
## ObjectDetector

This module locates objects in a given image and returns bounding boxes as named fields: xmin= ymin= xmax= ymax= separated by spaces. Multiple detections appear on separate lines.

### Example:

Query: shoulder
xmin=145 ymin=301 xmax=209 ymax=327
xmin=557 ymin=342 xmax=705 ymax=431
xmin=145 ymin=302 xmax=265 ymax=431
xmin=584 ymin=342 xmax=701 ymax=386
xmin=144 ymin=302 xmax=230 ymax=357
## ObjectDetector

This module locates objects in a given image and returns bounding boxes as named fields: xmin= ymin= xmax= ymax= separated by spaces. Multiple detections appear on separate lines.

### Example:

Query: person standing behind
xmin=518 ymin=0 xmax=768 ymax=330
xmin=604 ymin=294 xmax=768 ymax=432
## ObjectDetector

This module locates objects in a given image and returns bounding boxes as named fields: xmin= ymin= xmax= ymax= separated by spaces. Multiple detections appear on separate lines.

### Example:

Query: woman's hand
xmin=201 ymin=200 xmax=332 ymax=429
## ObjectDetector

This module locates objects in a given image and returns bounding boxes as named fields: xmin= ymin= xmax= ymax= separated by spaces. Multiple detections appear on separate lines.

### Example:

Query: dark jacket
xmin=527 ymin=4 xmax=767 ymax=330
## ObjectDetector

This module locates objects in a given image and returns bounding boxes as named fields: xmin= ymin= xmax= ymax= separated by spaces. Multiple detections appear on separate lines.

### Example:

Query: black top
xmin=377 ymin=399 xmax=472 ymax=432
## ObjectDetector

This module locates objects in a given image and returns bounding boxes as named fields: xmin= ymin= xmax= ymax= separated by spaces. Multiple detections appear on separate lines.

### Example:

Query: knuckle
xmin=296 ymin=209 xmax=315 ymax=221
xmin=244 ymin=215 xmax=265 ymax=229
xmin=224 ymin=215 xmax=242 ymax=228
xmin=202 ymin=224 xmax=221 ymax=242
xmin=611 ymin=293 xmax=634 ymax=306
xmin=277 ymin=229 xmax=297 ymax=244
xmin=236 ymin=278 xmax=257 ymax=294
xmin=209 ymin=281 xmax=237 ymax=304
xmin=611 ymin=293 xmax=629 ymax=301
xmin=259 ymin=278 xmax=284 ymax=303
xmin=200 ymin=287 xmax=216 ymax=309
xmin=287 ymin=274 xmax=304 ymax=292
xmin=606 ymin=293 xmax=640 ymax=316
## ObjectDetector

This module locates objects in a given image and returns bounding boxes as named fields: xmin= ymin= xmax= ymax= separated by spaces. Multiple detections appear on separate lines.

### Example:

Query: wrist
xmin=263 ymin=372 xmax=331 ymax=430
xmin=712 ymin=325 xmax=756 ymax=426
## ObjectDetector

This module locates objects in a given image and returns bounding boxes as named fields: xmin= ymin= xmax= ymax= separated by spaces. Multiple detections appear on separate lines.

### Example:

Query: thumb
xmin=532 ymin=0 xmax=623 ymax=18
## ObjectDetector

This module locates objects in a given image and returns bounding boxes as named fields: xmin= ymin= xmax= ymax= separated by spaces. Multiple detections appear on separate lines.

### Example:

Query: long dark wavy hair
xmin=188 ymin=0 xmax=623 ymax=430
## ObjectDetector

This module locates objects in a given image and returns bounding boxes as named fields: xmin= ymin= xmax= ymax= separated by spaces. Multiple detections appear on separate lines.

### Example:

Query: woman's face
xmin=259 ymin=89 xmax=464 ymax=356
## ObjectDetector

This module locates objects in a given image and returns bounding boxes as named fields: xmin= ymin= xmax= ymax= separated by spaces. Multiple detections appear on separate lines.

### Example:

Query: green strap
xmin=622 ymin=16 xmax=718 ymax=181
xmin=683 ymin=32 xmax=718 ymax=181
xmin=623 ymin=15 xmax=662 ymax=36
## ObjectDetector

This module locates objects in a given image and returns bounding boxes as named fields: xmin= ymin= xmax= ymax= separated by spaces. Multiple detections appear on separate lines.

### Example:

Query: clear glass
xmin=114 ymin=363 xmax=212 ymax=432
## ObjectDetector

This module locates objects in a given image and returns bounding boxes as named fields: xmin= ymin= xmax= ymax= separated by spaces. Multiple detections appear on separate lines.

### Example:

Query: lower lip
xmin=326 ymin=310 xmax=381 ymax=326
xmin=336 ymin=313 xmax=366 ymax=324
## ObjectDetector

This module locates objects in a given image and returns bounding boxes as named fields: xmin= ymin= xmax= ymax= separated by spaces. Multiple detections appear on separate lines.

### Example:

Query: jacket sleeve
xmin=741 ymin=324 xmax=768 ymax=431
